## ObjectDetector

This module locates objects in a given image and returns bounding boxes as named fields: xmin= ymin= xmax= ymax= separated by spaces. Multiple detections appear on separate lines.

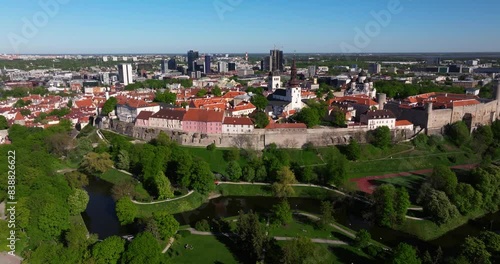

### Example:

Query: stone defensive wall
xmin=107 ymin=120 xmax=413 ymax=150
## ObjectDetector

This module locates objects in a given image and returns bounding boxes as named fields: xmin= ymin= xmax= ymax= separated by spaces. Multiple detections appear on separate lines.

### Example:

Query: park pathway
xmin=296 ymin=212 xmax=356 ymax=238
xmin=181 ymin=228 xmax=348 ymax=246
xmin=162 ymin=237 xmax=175 ymax=253
xmin=131 ymin=190 xmax=194 ymax=205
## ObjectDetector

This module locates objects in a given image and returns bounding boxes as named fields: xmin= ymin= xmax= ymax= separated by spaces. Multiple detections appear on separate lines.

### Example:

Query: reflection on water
xmin=82 ymin=177 xmax=131 ymax=239
xmin=83 ymin=178 xmax=499 ymax=252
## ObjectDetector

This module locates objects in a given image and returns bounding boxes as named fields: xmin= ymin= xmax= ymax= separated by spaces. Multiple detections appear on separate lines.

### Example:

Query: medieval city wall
xmin=108 ymin=120 xmax=413 ymax=150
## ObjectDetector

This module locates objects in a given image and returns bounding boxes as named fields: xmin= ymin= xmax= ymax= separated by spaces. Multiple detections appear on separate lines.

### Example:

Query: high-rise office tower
xmin=118 ymin=64 xmax=133 ymax=85
xmin=168 ymin=59 xmax=177 ymax=70
xmin=270 ymin=49 xmax=284 ymax=72
xmin=228 ymin=62 xmax=236 ymax=71
xmin=187 ymin=50 xmax=199 ymax=72
xmin=218 ymin=61 xmax=228 ymax=73
xmin=161 ymin=59 xmax=167 ymax=73
xmin=204 ymin=55 xmax=211 ymax=74
xmin=368 ymin=63 xmax=381 ymax=74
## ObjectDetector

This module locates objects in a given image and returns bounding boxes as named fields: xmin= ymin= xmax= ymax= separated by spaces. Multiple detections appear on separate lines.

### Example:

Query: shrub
xmin=206 ymin=143 xmax=216 ymax=151
xmin=195 ymin=219 xmax=210 ymax=232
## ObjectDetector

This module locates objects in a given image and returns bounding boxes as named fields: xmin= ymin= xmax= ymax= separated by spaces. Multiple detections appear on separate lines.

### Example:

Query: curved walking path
xmin=132 ymin=190 xmax=194 ymax=204
xmin=162 ymin=237 xmax=175 ymax=253
xmin=182 ymin=228 xmax=347 ymax=246
xmin=351 ymin=164 xmax=477 ymax=194
xmin=296 ymin=212 xmax=356 ymax=238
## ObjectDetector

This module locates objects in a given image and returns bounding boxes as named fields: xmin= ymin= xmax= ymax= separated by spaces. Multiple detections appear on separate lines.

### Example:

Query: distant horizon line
xmin=3 ymin=52 xmax=500 ymax=56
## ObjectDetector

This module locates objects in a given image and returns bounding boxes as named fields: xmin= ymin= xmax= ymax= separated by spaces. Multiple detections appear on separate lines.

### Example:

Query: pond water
xmin=83 ymin=179 xmax=500 ymax=251
xmin=82 ymin=177 xmax=131 ymax=239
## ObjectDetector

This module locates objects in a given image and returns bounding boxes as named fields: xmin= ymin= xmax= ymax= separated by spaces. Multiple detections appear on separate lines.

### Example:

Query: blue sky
xmin=1 ymin=0 xmax=499 ymax=54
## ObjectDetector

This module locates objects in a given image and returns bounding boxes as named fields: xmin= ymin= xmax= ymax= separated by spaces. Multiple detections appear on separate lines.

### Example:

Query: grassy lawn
xmin=283 ymin=149 xmax=324 ymax=166
xmin=168 ymin=234 xmax=238 ymax=264
xmin=347 ymin=151 xmax=479 ymax=178
xmin=395 ymin=209 xmax=489 ymax=241
xmin=136 ymin=192 xmax=206 ymax=218
xmin=216 ymin=184 xmax=341 ymax=200
xmin=101 ymin=129 xmax=135 ymax=142
xmin=99 ymin=169 xmax=151 ymax=200
xmin=328 ymin=245 xmax=375 ymax=264
xmin=182 ymin=147 xmax=236 ymax=174
xmin=374 ymin=174 xmax=427 ymax=190
xmin=268 ymin=216 xmax=343 ymax=240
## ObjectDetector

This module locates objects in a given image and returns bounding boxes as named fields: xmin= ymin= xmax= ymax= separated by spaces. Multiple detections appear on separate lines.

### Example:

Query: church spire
xmin=288 ymin=57 xmax=299 ymax=87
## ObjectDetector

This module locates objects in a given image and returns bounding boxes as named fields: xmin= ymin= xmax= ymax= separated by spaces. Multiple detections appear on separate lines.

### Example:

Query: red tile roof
xmin=75 ymin=99 xmax=94 ymax=108
xmin=136 ymin=111 xmax=154 ymax=120
xmin=395 ymin=120 xmax=413 ymax=126
xmin=223 ymin=117 xmax=253 ymax=126
xmin=151 ymin=108 xmax=186 ymax=120
xmin=265 ymin=122 xmax=307 ymax=129
xmin=183 ymin=109 xmax=224 ymax=123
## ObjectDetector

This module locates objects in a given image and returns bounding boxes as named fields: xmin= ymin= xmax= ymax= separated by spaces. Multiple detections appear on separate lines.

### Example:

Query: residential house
xmin=222 ymin=117 xmax=254 ymax=134
xmin=360 ymin=109 xmax=396 ymax=129
xmin=148 ymin=108 xmax=186 ymax=130
xmin=182 ymin=108 xmax=224 ymax=134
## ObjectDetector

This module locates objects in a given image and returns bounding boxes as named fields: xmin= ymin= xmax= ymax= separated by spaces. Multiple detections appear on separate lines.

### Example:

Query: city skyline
xmin=1 ymin=0 xmax=500 ymax=54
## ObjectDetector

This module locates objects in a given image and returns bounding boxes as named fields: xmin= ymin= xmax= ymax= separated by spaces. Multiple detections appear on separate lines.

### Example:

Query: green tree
xmin=472 ymin=125 xmax=494 ymax=153
xmin=211 ymin=85 xmax=222 ymax=96
xmin=253 ymin=111 xmax=270 ymax=128
xmin=67 ymin=99 xmax=73 ymax=108
xmin=0 ymin=115 xmax=8 ymax=129
xmin=395 ymin=187 xmax=411 ymax=224
xmin=322 ymin=147 xmax=348 ymax=186
xmin=67 ymin=189 xmax=90 ymax=215
xmin=345 ymin=138 xmax=361 ymax=161
xmin=242 ymin=165 xmax=256 ymax=182
xmin=115 ymin=197 xmax=137 ymax=225
xmin=226 ymin=160 xmax=242 ymax=181
xmin=206 ymin=142 xmax=216 ymax=151
xmin=330 ymin=109 xmax=346 ymax=127
xmin=120 ymin=232 xmax=163 ymax=264
xmin=479 ymin=231 xmax=500 ymax=253
xmin=428 ymin=165 xmax=458 ymax=196
xmin=116 ymin=149 xmax=130 ymax=170
xmin=282 ymin=236 xmax=332 ymax=264
xmin=153 ymin=211 xmax=180 ymax=240
xmin=153 ymin=171 xmax=174 ymax=199
xmin=272 ymin=167 xmax=297 ymax=198
xmin=447 ymin=121 xmax=470 ymax=147
xmin=65 ymin=171 xmax=89 ymax=189
xmin=391 ymin=243 xmax=422 ymax=264
xmin=370 ymin=126 xmax=391 ymax=149
xmin=92 ymin=236 xmax=126 ymax=264
xmin=80 ymin=152 xmax=114 ymax=175
xmin=299 ymin=166 xmax=318 ymax=183
xmin=102 ymin=97 xmax=118 ymax=115
xmin=373 ymin=184 xmax=396 ymax=227
xmin=154 ymin=90 xmax=176 ymax=104
xmin=452 ymin=183 xmax=483 ymax=215
xmin=196 ymin=89 xmax=208 ymax=97
xmin=421 ymin=188 xmax=459 ymax=225
xmin=272 ymin=200 xmax=293 ymax=225
xmin=354 ymin=229 xmax=371 ymax=249
xmin=294 ymin=107 xmax=320 ymax=128
xmin=251 ymin=94 xmax=269 ymax=110
xmin=235 ymin=211 xmax=268 ymax=262
xmin=223 ymin=148 xmax=240 ymax=161
xmin=318 ymin=200 xmax=334 ymax=230
xmin=189 ymin=159 xmax=215 ymax=194
xmin=460 ymin=237 xmax=491 ymax=264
